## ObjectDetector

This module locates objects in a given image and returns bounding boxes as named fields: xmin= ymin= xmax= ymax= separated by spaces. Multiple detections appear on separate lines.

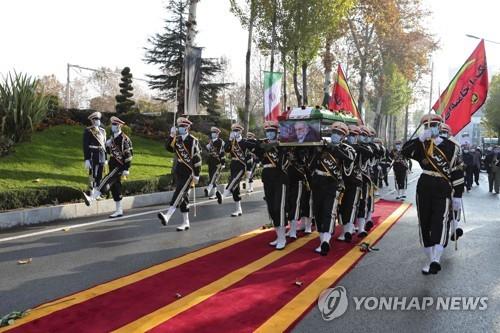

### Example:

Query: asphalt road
xmin=0 ymin=169 xmax=499 ymax=332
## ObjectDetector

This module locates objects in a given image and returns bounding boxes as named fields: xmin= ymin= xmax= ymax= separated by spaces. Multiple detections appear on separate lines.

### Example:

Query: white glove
xmin=104 ymin=160 xmax=108 ymax=165
xmin=229 ymin=132 xmax=235 ymax=140
xmin=377 ymin=165 xmax=382 ymax=171
xmin=193 ymin=176 xmax=200 ymax=185
xmin=221 ymin=164 xmax=226 ymax=170
xmin=452 ymin=197 xmax=462 ymax=211
xmin=418 ymin=129 xmax=432 ymax=142
xmin=206 ymin=143 xmax=212 ymax=150
xmin=106 ymin=139 xmax=112 ymax=147
xmin=170 ymin=126 xmax=177 ymax=137
xmin=84 ymin=160 xmax=91 ymax=170
xmin=122 ymin=170 xmax=130 ymax=177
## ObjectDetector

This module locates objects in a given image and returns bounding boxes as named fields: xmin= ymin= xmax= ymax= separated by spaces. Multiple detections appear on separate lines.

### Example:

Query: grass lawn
xmin=0 ymin=125 xmax=177 ymax=191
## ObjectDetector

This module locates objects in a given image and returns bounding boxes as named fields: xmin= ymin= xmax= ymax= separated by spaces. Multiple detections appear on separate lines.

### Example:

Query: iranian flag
xmin=264 ymin=71 xmax=283 ymax=121
xmin=432 ymin=40 xmax=488 ymax=135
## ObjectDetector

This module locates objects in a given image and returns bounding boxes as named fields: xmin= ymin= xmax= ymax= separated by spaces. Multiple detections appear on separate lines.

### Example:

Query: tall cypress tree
xmin=144 ymin=0 xmax=228 ymax=114
xmin=115 ymin=67 xmax=135 ymax=114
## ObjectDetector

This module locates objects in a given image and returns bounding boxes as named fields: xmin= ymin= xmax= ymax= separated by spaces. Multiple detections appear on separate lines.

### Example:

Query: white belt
xmin=263 ymin=164 xmax=275 ymax=168
xmin=89 ymin=145 xmax=103 ymax=149
xmin=422 ymin=170 xmax=444 ymax=178
xmin=314 ymin=169 xmax=331 ymax=177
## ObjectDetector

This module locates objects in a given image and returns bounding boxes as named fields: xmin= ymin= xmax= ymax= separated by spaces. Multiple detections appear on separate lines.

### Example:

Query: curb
xmin=0 ymin=180 xmax=263 ymax=230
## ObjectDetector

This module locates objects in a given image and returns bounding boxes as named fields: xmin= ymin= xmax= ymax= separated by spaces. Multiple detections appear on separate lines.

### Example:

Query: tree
xmin=484 ymin=74 xmax=500 ymax=141
xmin=115 ymin=67 xmax=135 ymax=114
xmin=144 ymin=0 xmax=229 ymax=113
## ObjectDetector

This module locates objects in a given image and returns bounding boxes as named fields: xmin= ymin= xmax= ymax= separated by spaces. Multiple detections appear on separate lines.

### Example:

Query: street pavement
xmin=0 ymin=168 xmax=499 ymax=332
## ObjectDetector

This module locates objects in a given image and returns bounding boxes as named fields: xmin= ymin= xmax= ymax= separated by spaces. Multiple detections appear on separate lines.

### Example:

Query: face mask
xmin=347 ymin=135 xmax=357 ymax=144
xmin=330 ymin=133 xmax=343 ymax=144
xmin=395 ymin=144 xmax=401 ymax=150
xmin=93 ymin=119 xmax=101 ymax=127
xmin=211 ymin=133 xmax=218 ymax=140
xmin=430 ymin=126 xmax=440 ymax=137
xmin=440 ymin=132 xmax=448 ymax=138
xmin=232 ymin=131 xmax=241 ymax=139
xmin=366 ymin=137 xmax=373 ymax=143
xmin=266 ymin=131 xmax=277 ymax=141
xmin=178 ymin=127 xmax=187 ymax=135
xmin=111 ymin=125 xmax=120 ymax=133
xmin=359 ymin=135 xmax=367 ymax=143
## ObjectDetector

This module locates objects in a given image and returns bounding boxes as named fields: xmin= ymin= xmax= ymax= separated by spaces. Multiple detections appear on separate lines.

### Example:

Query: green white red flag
xmin=432 ymin=40 xmax=488 ymax=135
xmin=329 ymin=64 xmax=363 ymax=124
xmin=264 ymin=71 xmax=283 ymax=122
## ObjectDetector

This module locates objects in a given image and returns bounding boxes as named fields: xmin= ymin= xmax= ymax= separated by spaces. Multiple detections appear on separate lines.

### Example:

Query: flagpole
xmin=428 ymin=61 xmax=434 ymax=114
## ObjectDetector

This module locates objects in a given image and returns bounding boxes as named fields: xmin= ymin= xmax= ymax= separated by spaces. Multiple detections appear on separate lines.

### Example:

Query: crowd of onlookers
xmin=462 ymin=145 xmax=500 ymax=194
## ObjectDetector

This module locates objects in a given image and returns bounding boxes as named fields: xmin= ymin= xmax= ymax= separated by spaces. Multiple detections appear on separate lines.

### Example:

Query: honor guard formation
xmin=80 ymin=108 xmax=466 ymax=274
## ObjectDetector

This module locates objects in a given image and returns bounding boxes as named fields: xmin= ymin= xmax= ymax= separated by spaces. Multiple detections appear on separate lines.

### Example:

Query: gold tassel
xmin=427 ymin=140 xmax=434 ymax=158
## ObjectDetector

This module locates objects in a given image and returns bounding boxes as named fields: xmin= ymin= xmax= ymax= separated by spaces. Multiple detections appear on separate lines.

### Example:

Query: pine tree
xmin=115 ymin=67 xmax=135 ymax=114
xmin=144 ymin=0 xmax=228 ymax=114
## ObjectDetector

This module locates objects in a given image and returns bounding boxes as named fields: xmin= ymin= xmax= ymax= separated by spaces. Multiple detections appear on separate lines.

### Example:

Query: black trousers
xmin=207 ymin=158 xmax=221 ymax=188
xmin=357 ymin=176 xmax=373 ymax=219
xmin=311 ymin=175 xmax=338 ymax=233
xmin=262 ymin=168 xmax=288 ymax=227
xmin=339 ymin=183 xmax=361 ymax=226
xmin=394 ymin=165 xmax=407 ymax=190
xmin=89 ymin=159 xmax=104 ymax=188
xmin=473 ymin=166 xmax=480 ymax=184
xmin=226 ymin=160 xmax=246 ymax=202
xmin=288 ymin=179 xmax=305 ymax=221
xmin=465 ymin=165 xmax=474 ymax=189
xmin=415 ymin=174 xmax=451 ymax=248
xmin=170 ymin=165 xmax=192 ymax=213
xmin=378 ymin=164 xmax=389 ymax=187
xmin=98 ymin=163 xmax=126 ymax=202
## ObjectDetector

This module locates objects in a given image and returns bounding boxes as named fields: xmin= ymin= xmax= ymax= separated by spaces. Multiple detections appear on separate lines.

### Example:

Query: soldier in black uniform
xmin=355 ymin=125 xmax=375 ymax=237
xmin=402 ymin=114 xmax=464 ymax=275
xmin=309 ymin=122 xmax=354 ymax=256
xmin=374 ymin=138 xmax=390 ymax=189
xmin=243 ymin=132 xmax=259 ymax=193
xmin=83 ymin=117 xmax=133 ymax=218
xmin=365 ymin=129 xmax=385 ymax=230
xmin=389 ymin=139 xmax=410 ymax=200
xmin=204 ymin=126 xmax=225 ymax=199
xmin=286 ymin=146 xmax=312 ymax=239
xmin=254 ymin=121 xmax=290 ymax=250
xmin=439 ymin=123 xmax=465 ymax=242
xmin=337 ymin=125 xmax=366 ymax=242
xmin=158 ymin=117 xmax=202 ymax=231
xmin=83 ymin=111 xmax=107 ymax=197
xmin=217 ymin=123 xmax=256 ymax=216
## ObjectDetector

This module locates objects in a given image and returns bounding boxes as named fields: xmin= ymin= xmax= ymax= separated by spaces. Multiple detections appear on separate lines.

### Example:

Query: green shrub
xmin=0 ymin=72 xmax=50 ymax=143
xmin=0 ymin=171 xmax=252 ymax=211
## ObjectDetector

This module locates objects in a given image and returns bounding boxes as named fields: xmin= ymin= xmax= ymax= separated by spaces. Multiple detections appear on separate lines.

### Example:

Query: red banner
xmin=432 ymin=40 xmax=488 ymax=135
xmin=329 ymin=64 xmax=363 ymax=124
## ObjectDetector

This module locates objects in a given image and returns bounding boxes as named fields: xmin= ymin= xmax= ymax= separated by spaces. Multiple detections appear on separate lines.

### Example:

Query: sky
xmin=0 ymin=0 xmax=499 ymax=104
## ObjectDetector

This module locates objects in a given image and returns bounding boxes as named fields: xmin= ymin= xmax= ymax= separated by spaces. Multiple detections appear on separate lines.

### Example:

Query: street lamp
xmin=465 ymin=34 xmax=500 ymax=45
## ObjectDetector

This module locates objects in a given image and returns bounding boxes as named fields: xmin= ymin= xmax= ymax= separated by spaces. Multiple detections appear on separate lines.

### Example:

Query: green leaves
xmin=0 ymin=71 xmax=50 ymax=144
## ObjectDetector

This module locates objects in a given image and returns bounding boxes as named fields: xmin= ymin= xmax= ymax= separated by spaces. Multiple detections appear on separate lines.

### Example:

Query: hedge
xmin=0 ymin=170 xmax=261 ymax=212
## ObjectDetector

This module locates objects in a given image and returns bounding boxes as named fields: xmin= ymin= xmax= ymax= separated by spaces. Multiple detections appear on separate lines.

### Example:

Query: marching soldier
xmin=243 ymin=132 xmax=259 ymax=193
xmin=440 ymin=123 xmax=465 ymax=242
xmin=309 ymin=122 xmax=354 ymax=255
xmin=366 ymin=130 xmax=385 ymax=229
xmin=254 ymin=121 xmax=290 ymax=250
xmin=375 ymin=138 xmax=391 ymax=189
xmin=83 ymin=111 xmax=107 ymax=197
xmin=158 ymin=117 xmax=201 ymax=231
xmin=286 ymin=146 xmax=312 ymax=239
xmin=402 ymin=114 xmax=464 ymax=275
xmin=389 ymin=140 xmax=410 ymax=200
xmin=355 ymin=126 xmax=376 ymax=237
xmin=217 ymin=123 xmax=255 ymax=216
xmin=204 ymin=126 xmax=225 ymax=199
xmin=83 ymin=117 xmax=133 ymax=218
xmin=338 ymin=125 xmax=366 ymax=242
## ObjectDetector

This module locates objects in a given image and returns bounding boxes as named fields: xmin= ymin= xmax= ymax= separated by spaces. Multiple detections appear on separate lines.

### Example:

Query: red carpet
xmin=2 ymin=200 xmax=409 ymax=333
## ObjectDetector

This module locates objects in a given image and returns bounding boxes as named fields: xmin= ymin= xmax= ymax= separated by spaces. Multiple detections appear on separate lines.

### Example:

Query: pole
xmin=65 ymin=63 xmax=71 ymax=109
xmin=173 ymin=80 xmax=179 ymax=127
xmin=428 ymin=61 xmax=434 ymax=114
